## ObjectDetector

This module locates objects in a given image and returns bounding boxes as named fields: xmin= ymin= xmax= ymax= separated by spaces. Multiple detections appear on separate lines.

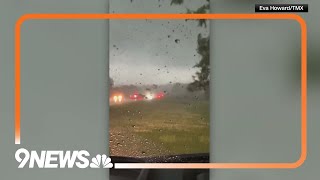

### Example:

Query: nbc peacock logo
xmin=90 ymin=154 xmax=113 ymax=168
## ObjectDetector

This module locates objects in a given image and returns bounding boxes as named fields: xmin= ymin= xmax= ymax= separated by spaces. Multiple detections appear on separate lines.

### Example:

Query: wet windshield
xmin=109 ymin=0 xmax=210 ymax=158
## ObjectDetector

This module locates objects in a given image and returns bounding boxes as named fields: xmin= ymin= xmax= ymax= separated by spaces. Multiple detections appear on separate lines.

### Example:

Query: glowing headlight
xmin=118 ymin=95 xmax=123 ymax=102
xmin=113 ymin=96 xmax=118 ymax=102
xmin=145 ymin=93 xmax=154 ymax=100
xmin=113 ymin=95 xmax=123 ymax=103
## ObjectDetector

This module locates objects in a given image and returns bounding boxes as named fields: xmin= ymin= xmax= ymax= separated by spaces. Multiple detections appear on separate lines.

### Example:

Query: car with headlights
xmin=129 ymin=93 xmax=145 ymax=101
xmin=111 ymin=94 xmax=124 ymax=103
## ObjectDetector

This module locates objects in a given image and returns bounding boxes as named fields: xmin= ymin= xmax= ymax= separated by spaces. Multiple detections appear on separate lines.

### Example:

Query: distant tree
xmin=171 ymin=0 xmax=209 ymax=28
xmin=152 ymin=84 xmax=158 ymax=89
xmin=187 ymin=34 xmax=209 ymax=96
xmin=109 ymin=77 xmax=114 ymax=88
xmin=171 ymin=0 xmax=210 ymax=97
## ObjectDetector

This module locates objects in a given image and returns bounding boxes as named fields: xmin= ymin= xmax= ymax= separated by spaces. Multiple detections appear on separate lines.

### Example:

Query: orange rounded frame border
xmin=14 ymin=14 xmax=307 ymax=169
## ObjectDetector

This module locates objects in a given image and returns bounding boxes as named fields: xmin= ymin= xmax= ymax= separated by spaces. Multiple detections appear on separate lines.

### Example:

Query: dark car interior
xmin=110 ymin=154 xmax=209 ymax=180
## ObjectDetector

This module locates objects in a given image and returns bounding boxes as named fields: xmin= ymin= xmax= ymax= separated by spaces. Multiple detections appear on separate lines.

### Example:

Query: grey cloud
xmin=110 ymin=0 xmax=209 ymax=85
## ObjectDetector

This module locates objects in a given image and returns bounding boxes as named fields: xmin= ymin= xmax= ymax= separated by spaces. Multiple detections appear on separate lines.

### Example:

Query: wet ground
xmin=109 ymin=98 xmax=209 ymax=157
xmin=109 ymin=127 xmax=170 ymax=157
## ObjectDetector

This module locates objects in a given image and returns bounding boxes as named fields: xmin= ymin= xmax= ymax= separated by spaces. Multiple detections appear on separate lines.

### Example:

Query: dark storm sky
xmin=110 ymin=0 xmax=209 ymax=85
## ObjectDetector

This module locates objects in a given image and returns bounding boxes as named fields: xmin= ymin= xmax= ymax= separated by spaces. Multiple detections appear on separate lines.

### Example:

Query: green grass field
xmin=109 ymin=98 xmax=209 ymax=157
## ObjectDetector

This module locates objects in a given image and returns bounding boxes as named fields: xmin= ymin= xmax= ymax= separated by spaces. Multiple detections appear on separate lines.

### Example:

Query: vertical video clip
xmin=109 ymin=0 xmax=210 ymax=179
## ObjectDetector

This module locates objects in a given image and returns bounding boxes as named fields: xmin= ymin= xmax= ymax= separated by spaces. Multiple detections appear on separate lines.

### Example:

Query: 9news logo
xmin=15 ymin=148 xmax=113 ymax=169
